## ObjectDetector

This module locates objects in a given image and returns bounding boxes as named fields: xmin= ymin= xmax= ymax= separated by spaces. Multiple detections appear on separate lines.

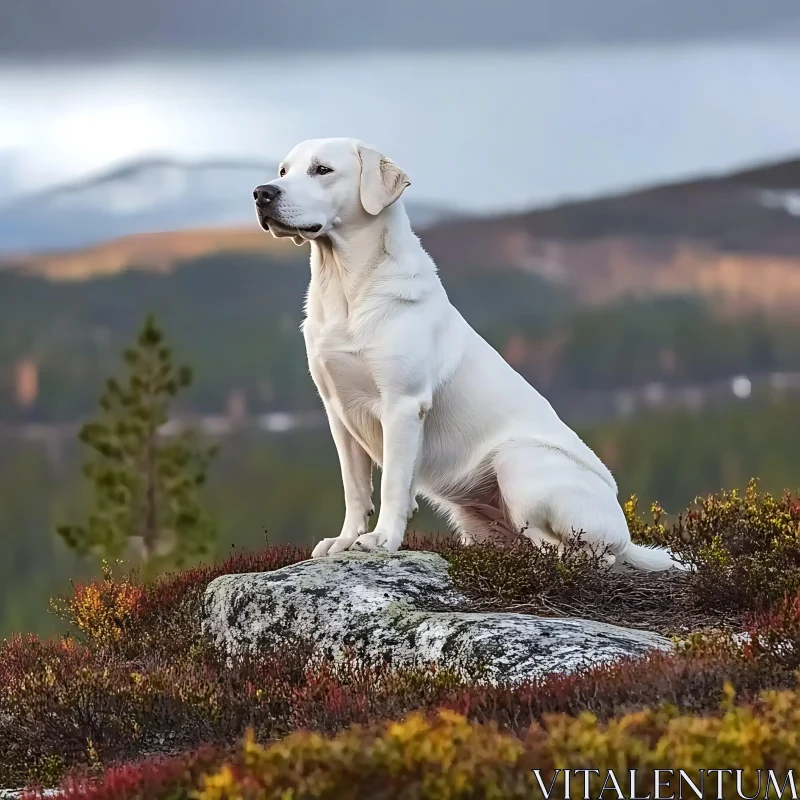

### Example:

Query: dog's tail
xmin=615 ymin=541 xmax=688 ymax=572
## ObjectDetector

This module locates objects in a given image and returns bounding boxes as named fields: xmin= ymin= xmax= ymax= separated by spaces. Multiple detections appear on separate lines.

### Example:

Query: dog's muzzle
xmin=253 ymin=184 xmax=280 ymax=230
xmin=253 ymin=185 xmax=322 ymax=234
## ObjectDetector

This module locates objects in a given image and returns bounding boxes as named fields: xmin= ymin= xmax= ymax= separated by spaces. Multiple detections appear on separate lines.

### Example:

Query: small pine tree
xmin=58 ymin=314 xmax=218 ymax=576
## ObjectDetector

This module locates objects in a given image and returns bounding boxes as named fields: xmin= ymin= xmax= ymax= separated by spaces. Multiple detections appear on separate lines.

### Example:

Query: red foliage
xmin=22 ymin=746 xmax=222 ymax=800
xmin=54 ymin=544 xmax=311 ymax=658
xmin=138 ymin=544 xmax=310 ymax=618
xmin=8 ymin=536 xmax=800 ymax=793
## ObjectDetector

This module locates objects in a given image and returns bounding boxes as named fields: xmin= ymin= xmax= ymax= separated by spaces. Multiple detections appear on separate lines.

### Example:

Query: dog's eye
xmin=279 ymin=167 xmax=286 ymax=177
xmin=314 ymin=165 xmax=333 ymax=176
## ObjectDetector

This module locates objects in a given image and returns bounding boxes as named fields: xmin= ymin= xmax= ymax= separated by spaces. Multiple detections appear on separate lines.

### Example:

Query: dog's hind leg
xmin=494 ymin=444 xmax=684 ymax=571
xmin=493 ymin=444 xmax=625 ymax=561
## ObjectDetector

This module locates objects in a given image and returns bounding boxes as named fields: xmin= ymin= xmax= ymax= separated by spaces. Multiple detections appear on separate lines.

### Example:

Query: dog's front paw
xmin=348 ymin=531 xmax=389 ymax=552
xmin=311 ymin=535 xmax=358 ymax=558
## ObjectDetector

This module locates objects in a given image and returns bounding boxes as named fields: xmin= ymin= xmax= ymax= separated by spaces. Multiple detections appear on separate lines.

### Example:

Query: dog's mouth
xmin=256 ymin=210 xmax=322 ymax=235
xmin=266 ymin=220 xmax=322 ymax=234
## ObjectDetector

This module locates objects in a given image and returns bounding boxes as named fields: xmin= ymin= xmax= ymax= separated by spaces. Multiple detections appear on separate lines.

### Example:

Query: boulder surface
xmin=202 ymin=550 xmax=669 ymax=683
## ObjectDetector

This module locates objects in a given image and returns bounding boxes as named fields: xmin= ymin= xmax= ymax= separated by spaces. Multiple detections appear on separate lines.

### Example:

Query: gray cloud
xmin=2 ymin=0 xmax=800 ymax=61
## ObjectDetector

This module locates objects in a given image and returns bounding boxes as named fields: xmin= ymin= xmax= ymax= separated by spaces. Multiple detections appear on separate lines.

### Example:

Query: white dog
xmin=253 ymin=138 xmax=684 ymax=571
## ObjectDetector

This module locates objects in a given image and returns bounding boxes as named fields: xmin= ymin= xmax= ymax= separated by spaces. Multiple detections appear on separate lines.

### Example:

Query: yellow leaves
xmin=194 ymin=691 xmax=800 ymax=800
xmin=621 ymin=495 xmax=641 ymax=531
xmin=543 ymin=689 xmax=800 ymax=799
xmin=241 ymin=728 xmax=265 ymax=768
xmin=378 ymin=710 xmax=523 ymax=788
xmin=42 ymin=663 xmax=56 ymax=688
xmin=53 ymin=560 xmax=143 ymax=647
xmin=650 ymin=500 xmax=665 ymax=525
xmin=194 ymin=764 xmax=243 ymax=800
xmin=623 ymin=494 xmax=668 ymax=545
xmin=85 ymin=738 xmax=103 ymax=774
xmin=196 ymin=713 xmax=532 ymax=800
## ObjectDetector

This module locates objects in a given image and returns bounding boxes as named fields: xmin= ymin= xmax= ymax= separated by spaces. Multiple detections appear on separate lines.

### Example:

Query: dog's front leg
xmin=351 ymin=393 xmax=429 ymax=553
xmin=311 ymin=401 xmax=374 ymax=558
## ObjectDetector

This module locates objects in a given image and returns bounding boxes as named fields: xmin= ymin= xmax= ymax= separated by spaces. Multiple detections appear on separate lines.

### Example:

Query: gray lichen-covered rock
xmin=202 ymin=551 xmax=669 ymax=683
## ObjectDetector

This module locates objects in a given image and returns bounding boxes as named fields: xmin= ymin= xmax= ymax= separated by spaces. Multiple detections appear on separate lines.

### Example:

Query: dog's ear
xmin=357 ymin=145 xmax=411 ymax=216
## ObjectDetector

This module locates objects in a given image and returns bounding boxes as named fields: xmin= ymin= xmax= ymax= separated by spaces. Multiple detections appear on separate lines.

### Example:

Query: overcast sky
xmin=2 ymin=0 xmax=800 ymax=61
xmin=1 ymin=4 xmax=799 ymax=212
xmin=3 ymin=44 xmax=799 ymax=212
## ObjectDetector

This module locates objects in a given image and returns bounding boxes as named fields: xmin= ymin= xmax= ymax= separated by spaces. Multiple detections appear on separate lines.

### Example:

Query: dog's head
xmin=253 ymin=138 xmax=410 ymax=243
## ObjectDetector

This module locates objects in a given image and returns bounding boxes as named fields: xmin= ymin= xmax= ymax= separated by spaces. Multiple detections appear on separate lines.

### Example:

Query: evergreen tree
xmin=58 ymin=314 xmax=218 ymax=575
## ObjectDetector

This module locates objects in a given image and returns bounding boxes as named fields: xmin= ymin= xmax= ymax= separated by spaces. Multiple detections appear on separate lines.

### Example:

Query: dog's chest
xmin=304 ymin=317 xmax=381 ymax=411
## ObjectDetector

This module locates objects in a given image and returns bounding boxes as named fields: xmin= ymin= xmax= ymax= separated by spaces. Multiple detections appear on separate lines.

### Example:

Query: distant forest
xmin=3 ymin=249 xmax=800 ymax=423
xmin=2 ymin=396 xmax=800 ymax=638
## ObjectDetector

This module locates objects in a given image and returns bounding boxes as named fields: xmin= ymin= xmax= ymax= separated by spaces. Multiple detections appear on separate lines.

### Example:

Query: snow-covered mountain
xmin=0 ymin=157 xmax=457 ymax=254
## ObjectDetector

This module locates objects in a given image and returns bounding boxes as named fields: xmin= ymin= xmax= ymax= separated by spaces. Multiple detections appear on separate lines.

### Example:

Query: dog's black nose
xmin=254 ymin=184 xmax=281 ymax=205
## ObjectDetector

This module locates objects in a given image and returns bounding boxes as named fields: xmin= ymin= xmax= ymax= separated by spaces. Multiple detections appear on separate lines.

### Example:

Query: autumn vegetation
xmin=0 ymin=481 xmax=797 ymax=797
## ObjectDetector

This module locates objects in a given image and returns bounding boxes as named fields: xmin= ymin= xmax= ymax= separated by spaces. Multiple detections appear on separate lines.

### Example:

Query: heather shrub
xmin=190 ymin=690 xmax=800 ymax=800
xmin=0 ymin=635 xmax=236 ymax=786
xmin=629 ymin=480 xmax=800 ymax=613
xmin=0 ymin=632 xmax=479 ymax=788
xmin=196 ymin=711 xmax=540 ymax=800
xmin=3 ymin=546 xmax=312 ymax=787
xmin=50 ymin=561 xmax=144 ymax=649
xmin=445 ymin=482 xmax=800 ymax=634
xmin=10 ymin=482 xmax=800 ymax=794
xmin=22 ymin=747 xmax=224 ymax=800
xmin=444 ymin=535 xmax=700 ymax=634
xmin=11 ymin=590 xmax=800 ymax=790
xmin=35 ymin=689 xmax=800 ymax=799
xmin=744 ymin=591 xmax=800 ymax=670
xmin=53 ymin=545 xmax=309 ymax=657
xmin=446 ymin=535 xmax=608 ymax=607
xmin=541 ymin=686 xmax=800 ymax=798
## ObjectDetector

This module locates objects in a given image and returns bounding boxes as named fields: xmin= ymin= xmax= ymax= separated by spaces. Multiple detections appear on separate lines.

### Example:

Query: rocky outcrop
xmin=202 ymin=550 xmax=670 ymax=684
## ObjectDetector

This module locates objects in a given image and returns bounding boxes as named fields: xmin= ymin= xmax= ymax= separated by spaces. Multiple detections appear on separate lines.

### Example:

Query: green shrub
xmin=629 ymin=479 xmax=800 ymax=613
xmin=444 ymin=535 xmax=699 ymax=635
xmin=444 ymin=482 xmax=800 ymax=634
xmin=191 ymin=690 xmax=800 ymax=800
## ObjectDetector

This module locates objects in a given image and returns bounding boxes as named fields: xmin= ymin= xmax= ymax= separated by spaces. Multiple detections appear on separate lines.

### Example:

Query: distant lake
xmin=2 ymin=43 xmax=800 ymax=211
